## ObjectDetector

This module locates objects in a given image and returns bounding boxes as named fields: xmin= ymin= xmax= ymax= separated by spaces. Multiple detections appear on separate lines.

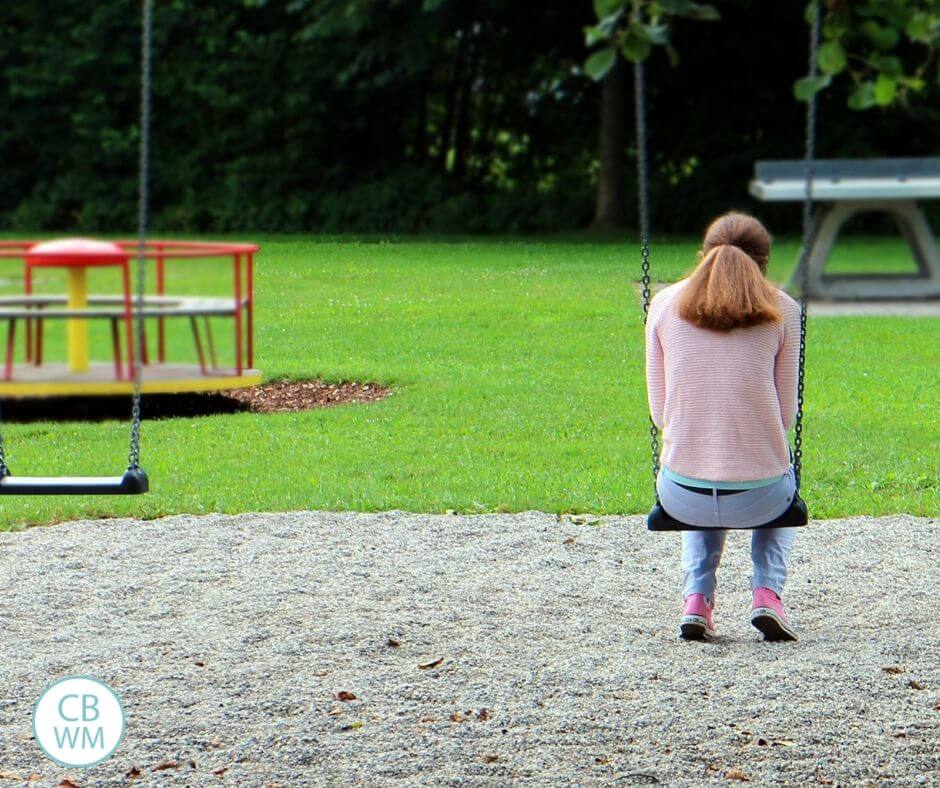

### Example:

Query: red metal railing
xmin=0 ymin=240 xmax=259 ymax=379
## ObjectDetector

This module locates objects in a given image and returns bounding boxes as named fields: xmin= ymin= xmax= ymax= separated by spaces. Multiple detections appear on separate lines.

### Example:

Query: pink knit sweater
xmin=645 ymin=280 xmax=802 ymax=482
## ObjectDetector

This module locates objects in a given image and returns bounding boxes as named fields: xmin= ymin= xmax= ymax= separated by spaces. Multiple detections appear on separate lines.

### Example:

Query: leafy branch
xmin=794 ymin=0 xmax=939 ymax=108
xmin=583 ymin=0 xmax=719 ymax=81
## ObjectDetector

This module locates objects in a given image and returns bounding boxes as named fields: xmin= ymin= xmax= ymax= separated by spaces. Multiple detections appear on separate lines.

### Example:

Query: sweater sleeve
xmin=645 ymin=309 xmax=666 ymax=430
xmin=774 ymin=296 xmax=801 ymax=430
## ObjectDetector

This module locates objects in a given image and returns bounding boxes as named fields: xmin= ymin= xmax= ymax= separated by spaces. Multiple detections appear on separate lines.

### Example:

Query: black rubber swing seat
xmin=0 ymin=468 xmax=149 ymax=496
xmin=647 ymin=493 xmax=808 ymax=532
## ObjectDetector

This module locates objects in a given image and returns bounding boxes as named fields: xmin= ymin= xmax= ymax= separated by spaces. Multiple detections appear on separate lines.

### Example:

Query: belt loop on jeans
xmin=712 ymin=487 xmax=719 ymax=523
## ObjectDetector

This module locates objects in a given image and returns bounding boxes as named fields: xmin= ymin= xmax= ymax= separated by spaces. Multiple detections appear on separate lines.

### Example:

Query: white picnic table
xmin=749 ymin=158 xmax=940 ymax=300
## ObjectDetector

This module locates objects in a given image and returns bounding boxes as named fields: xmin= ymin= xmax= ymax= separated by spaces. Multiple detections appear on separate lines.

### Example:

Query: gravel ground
xmin=0 ymin=511 xmax=937 ymax=787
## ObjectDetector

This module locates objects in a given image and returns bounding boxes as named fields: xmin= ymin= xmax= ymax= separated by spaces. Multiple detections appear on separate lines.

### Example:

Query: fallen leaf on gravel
xmin=774 ymin=739 xmax=796 ymax=747
xmin=418 ymin=657 xmax=444 ymax=670
xmin=57 ymin=781 xmax=81 ymax=788
xmin=908 ymin=680 xmax=924 ymax=690
xmin=27 ymin=777 xmax=41 ymax=783
xmin=327 ymin=707 xmax=343 ymax=716
xmin=934 ymin=700 xmax=940 ymax=711
xmin=756 ymin=737 xmax=768 ymax=746
xmin=0 ymin=772 xmax=24 ymax=782
xmin=564 ymin=536 xmax=575 ymax=545
xmin=194 ymin=660 xmax=205 ymax=667
xmin=335 ymin=691 xmax=357 ymax=701
xmin=125 ymin=766 xmax=142 ymax=780
xmin=188 ymin=760 xmax=197 ymax=769
xmin=341 ymin=721 xmax=363 ymax=731
xmin=419 ymin=715 xmax=437 ymax=722
xmin=882 ymin=666 xmax=904 ymax=674
xmin=477 ymin=709 xmax=489 ymax=721
xmin=595 ymin=756 xmax=610 ymax=764
xmin=480 ymin=755 xmax=499 ymax=764
xmin=387 ymin=637 xmax=400 ymax=647
xmin=153 ymin=761 xmax=180 ymax=771
xmin=725 ymin=767 xmax=750 ymax=781
xmin=451 ymin=711 xmax=464 ymax=722
xmin=213 ymin=767 xmax=228 ymax=777
xmin=313 ymin=671 xmax=329 ymax=677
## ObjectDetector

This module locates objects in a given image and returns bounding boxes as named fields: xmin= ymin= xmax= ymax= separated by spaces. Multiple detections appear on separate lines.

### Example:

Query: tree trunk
xmin=452 ymin=33 xmax=478 ymax=179
xmin=439 ymin=31 xmax=467 ymax=172
xmin=415 ymin=86 xmax=428 ymax=161
xmin=592 ymin=55 xmax=626 ymax=229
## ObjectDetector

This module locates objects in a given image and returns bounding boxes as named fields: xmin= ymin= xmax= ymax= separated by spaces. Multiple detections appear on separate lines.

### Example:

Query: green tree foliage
xmin=795 ymin=0 xmax=940 ymax=108
xmin=584 ymin=0 xmax=719 ymax=77
xmin=0 ymin=0 xmax=935 ymax=234
xmin=584 ymin=0 xmax=939 ymax=110
xmin=0 ymin=0 xmax=598 ymax=232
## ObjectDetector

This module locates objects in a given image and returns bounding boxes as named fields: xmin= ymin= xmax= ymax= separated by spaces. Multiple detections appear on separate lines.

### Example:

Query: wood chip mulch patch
xmin=221 ymin=379 xmax=392 ymax=413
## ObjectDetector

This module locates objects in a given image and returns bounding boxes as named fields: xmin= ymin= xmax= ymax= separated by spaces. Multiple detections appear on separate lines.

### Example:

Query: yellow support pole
xmin=67 ymin=268 xmax=90 ymax=373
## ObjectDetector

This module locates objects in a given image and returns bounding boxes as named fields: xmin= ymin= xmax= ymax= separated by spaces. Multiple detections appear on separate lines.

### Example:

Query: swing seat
xmin=0 ymin=467 xmax=148 ymax=496
xmin=647 ymin=493 xmax=808 ymax=532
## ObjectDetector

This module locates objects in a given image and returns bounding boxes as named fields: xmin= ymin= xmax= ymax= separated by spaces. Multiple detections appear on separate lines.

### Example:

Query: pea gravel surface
xmin=0 ymin=511 xmax=937 ymax=787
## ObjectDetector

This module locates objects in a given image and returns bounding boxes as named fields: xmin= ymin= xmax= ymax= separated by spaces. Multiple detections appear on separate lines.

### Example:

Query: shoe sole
xmin=750 ymin=607 xmax=798 ymax=642
xmin=680 ymin=614 xmax=716 ymax=641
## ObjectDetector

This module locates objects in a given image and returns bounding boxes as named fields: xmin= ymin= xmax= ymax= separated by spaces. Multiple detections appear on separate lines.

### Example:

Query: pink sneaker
xmin=680 ymin=593 xmax=716 ymax=640
xmin=751 ymin=587 xmax=798 ymax=641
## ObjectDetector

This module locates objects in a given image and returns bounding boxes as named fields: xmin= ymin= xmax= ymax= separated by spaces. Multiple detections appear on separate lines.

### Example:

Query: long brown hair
xmin=676 ymin=212 xmax=781 ymax=331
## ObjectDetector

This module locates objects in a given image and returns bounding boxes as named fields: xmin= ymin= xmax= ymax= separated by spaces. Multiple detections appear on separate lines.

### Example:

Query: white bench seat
xmin=0 ymin=295 xmax=247 ymax=320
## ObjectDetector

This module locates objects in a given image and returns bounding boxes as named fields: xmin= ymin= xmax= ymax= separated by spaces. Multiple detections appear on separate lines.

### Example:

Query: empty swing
xmin=638 ymin=5 xmax=822 ymax=532
xmin=0 ymin=0 xmax=154 ymax=497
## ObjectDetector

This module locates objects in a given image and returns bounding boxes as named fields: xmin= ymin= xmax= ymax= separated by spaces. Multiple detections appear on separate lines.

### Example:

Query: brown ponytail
xmin=676 ymin=212 xmax=781 ymax=331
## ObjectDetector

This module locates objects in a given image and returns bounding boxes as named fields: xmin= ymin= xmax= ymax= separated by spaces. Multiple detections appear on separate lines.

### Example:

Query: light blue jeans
xmin=680 ymin=527 xmax=797 ymax=601
xmin=656 ymin=468 xmax=798 ymax=600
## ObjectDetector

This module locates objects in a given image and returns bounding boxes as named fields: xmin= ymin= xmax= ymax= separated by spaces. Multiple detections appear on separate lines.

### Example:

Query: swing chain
xmin=634 ymin=59 xmax=660 ymax=486
xmin=0 ymin=1 xmax=151 ymax=480
xmin=127 ymin=0 xmax=153 ymax=472
xmin=793 ymin=0 xmax=820 ymax=491
xmin=0 ymin=408 xmax=7 ymax=478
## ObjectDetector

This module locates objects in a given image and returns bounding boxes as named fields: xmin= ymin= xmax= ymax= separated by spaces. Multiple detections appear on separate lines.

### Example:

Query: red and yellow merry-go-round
xmin=0 ymin=238 xmax=261 ymax=398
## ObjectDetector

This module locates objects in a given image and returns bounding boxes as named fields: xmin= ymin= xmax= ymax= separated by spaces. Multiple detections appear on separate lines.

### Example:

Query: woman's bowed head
xmin=676 ymin=212 xmax=782 ymax=331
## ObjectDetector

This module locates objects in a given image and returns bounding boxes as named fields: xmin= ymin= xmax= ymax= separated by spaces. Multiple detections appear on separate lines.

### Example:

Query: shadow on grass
xmin=0 ymin=393 xmax=251 ymax=423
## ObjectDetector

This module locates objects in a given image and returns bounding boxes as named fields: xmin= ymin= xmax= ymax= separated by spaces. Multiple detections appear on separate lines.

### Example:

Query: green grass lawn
xmin=0 ymin=234 xmax=936 ymax=529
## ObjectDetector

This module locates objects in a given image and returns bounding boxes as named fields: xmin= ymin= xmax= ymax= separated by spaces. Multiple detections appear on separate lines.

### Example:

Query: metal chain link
xmin=634 ymin=4 xmax=819 ymax=496
xmin=127 ymin=0 xmax=153 ymax=471
xmin=793 ymin=0 xmax=820 ymax=491
xmin=634 ymin=59 xmax=660 ymax=490
xmin=0 ymin=392 xmax=7 ymax=478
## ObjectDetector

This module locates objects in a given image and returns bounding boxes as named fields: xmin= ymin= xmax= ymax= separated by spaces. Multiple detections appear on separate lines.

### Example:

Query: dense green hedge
xmin=0 ymin=1 xmax=935 ymax=234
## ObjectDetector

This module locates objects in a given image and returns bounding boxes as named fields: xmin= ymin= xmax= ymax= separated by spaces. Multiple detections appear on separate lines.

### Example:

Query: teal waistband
xmin=661 ymin=466 xmax=787 ymax=490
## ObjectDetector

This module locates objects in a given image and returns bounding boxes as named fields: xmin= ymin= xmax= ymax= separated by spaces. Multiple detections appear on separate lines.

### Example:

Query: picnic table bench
xmin=749 ymin=158 xmax=940 ymax=300
xmin=0 ymin=294 xmax=247 ymax=381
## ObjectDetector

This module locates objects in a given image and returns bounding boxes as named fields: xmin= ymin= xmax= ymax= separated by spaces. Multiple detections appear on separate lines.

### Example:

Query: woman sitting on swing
xmin=645 ymin=212 xmax=802 ymax=642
